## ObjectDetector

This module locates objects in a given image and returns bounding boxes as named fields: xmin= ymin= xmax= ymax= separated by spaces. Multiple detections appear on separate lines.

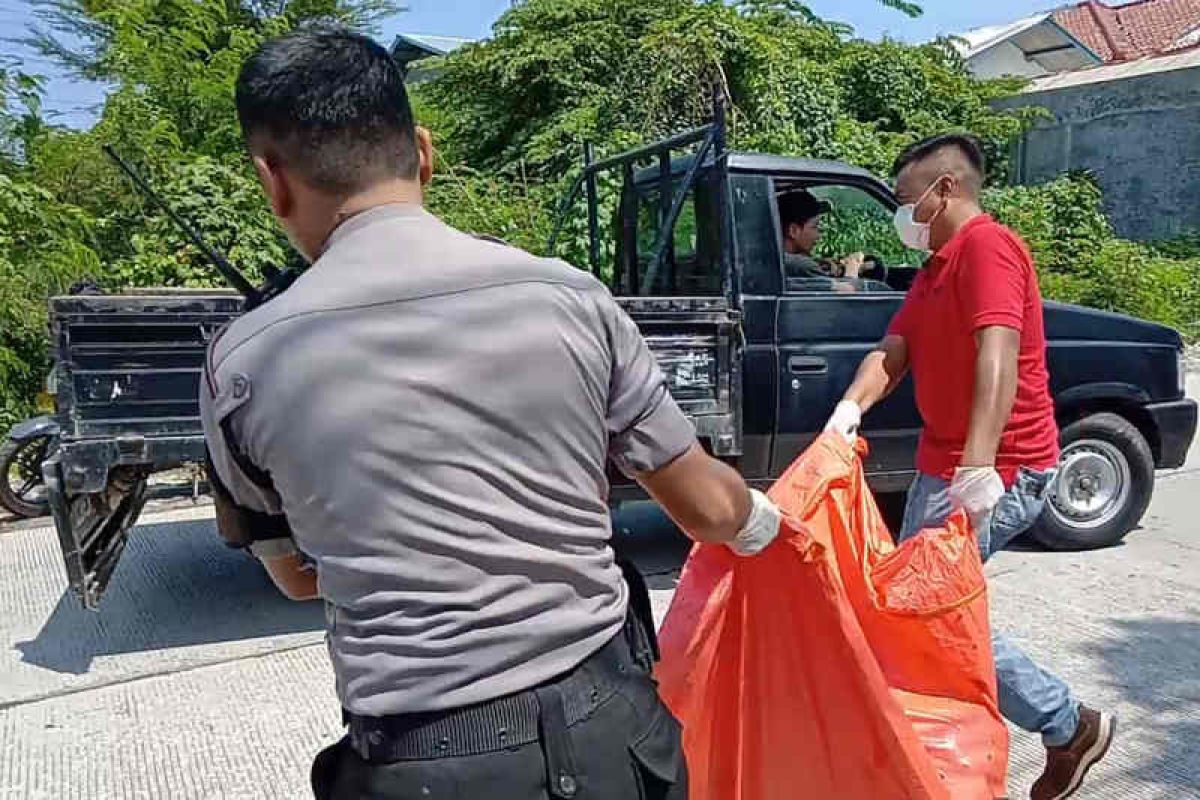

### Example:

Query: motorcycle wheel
xmin=0 ymin=435 xmax=53 ymax=518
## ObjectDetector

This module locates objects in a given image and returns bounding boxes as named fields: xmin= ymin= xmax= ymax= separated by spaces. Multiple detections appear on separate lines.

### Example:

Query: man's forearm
xmin=961 ymin=327 xmax=1020 ymax=466
xmin=844 ymin=336 xmax=908 ymax=414
xmin=844 ymin=352 xmax=892 ymax=413
xmin=637 ymin=444 xmax=752 ymax=545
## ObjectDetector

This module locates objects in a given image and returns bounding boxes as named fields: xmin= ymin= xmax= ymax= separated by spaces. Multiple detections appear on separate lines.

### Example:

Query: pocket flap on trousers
xmin=630 ymin=707 xmax=683 ymax=784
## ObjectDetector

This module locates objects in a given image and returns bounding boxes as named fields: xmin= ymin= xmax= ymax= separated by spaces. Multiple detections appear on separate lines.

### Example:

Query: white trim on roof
xmin=954 ymin=12 xmax=1100 ymax=78
xmin=1175 ymin=24 xmax=1200 ymax=49
xmin=399 ymin=33 xmax=474 ymax=54
xmin=391 ymin=32 xmax=474 ymax=59
xmin=955 ymin=12 xmax=1054 ymax=58
xmin=1019 ymin=45 xmax=1200 ymax=92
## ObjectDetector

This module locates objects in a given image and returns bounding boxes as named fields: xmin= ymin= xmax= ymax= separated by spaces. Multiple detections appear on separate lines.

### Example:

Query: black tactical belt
xmin=344 ymin=629 xmax=641 ymax=764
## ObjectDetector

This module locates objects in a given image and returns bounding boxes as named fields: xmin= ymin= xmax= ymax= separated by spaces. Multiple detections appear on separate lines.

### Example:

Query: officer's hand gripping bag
xmin=656 ymin=433 xmax=1008 ymax=800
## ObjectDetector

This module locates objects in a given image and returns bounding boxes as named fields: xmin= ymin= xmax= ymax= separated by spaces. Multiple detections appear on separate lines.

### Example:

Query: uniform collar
xmin=923 ymin=213 xmax=992 ymax=286
xmin=320 ymin=202 xmax=430 ymax=256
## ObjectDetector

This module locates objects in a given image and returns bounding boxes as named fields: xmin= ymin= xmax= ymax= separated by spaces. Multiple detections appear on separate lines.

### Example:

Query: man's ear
xmin=252 ymin=155 xmax=294 ymax=220
xmin=415 ymin=126 xmax=434 ymax=186
xmin=936 ymin=173 xmax=958 ymax=199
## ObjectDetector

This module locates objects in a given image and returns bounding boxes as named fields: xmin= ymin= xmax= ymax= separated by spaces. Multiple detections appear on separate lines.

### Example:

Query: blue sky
xmin=386 ymin=0 xmax=1057 ymax=42
xmin=2 ymin=0 xmax=1060 ymax=128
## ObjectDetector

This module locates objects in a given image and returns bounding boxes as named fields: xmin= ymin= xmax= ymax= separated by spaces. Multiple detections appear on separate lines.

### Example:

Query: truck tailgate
xmin=617 ymin=296 xmax=742 ymax=457
xmin=46 ymin=291 xmax=243 ymax=609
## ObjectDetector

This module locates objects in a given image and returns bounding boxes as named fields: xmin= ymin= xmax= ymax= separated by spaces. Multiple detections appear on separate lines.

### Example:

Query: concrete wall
xmin=995 ymin=65 xmax=1200 ymax=241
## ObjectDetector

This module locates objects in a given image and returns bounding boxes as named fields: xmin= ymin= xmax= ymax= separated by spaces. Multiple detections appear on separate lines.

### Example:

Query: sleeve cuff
xmin=610 ymin=393 xmax=697 ymax=476
xmin=973 ymin=311 xmax=1023 ymax=332
xmin=249 ymin=537 xmax=300 ymax=560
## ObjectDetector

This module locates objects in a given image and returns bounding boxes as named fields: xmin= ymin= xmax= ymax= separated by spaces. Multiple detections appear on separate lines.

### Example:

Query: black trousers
xmin=310 ymin=630 xmax=688 ymax=800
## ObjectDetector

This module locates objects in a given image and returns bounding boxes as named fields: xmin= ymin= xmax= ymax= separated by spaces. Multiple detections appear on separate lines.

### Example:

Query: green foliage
xmin=0 ymin=0 xmax=396 ymax=425
xmin=815 ymin=205 xmax=918 ymax=266
xmin=0 ymin=175 xmax=100 ymax=429
xmin=1048 ymin=241 xmax=1200 ymax=340
xmin=110 ymin=156 xmax=288 ymax=287
xmin=986 ymin=175 xmax=1200 ymax=339
xmin=424 ymin=164 xmax=555 ymax=257
xmin=1147 ymin=232 xmax=1200 ymax=261
xmin=830 ymin=38 xmax=1039 ymax=181
xmin=0 ymin=66 xmax=46 ymax=168
xmin=422 ymin=0 xmax=1026 ymax=183
xmin=985 ymin=171 xmax=1112 ymax=275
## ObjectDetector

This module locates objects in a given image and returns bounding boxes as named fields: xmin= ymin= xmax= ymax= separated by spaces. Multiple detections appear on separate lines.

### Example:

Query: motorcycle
xmin=0 ymin=280 xmax=104 ymax=519
xmin=1 ymin=414 xmax=60 ymax=519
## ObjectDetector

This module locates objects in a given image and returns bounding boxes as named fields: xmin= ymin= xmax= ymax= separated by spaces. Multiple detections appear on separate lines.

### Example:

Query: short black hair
xmin=236 ymin=25 xmax=418 ymax=195
xmin=778 ymin=190 xmax=832 ymax=229
xmin=892 ymin=134 xmax=986 ymax=180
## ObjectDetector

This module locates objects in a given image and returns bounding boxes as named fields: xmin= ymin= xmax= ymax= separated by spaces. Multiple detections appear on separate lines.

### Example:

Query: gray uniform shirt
xmin=200 ymin=204 xmax=696 ymax=716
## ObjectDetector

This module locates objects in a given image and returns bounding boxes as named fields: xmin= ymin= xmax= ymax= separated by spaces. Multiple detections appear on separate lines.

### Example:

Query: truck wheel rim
xmin=1048 ymin=439 xmax=1130 ymax=531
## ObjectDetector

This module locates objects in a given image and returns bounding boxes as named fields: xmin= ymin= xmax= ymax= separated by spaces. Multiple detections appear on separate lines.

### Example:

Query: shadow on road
xmin=15 ymin=505 xmax=691 ymax=677
xmin=16 ymin=517 xmax=325 ymax=675
xmin=1086 ymin=616 xmax=1200 ymax=792
xmin=611 ymin=502 xmax=691 ymax=586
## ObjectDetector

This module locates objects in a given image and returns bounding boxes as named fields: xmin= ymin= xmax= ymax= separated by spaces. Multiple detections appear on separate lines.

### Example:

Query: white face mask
xmin=893 ymin=177 xmax=947 ymax=253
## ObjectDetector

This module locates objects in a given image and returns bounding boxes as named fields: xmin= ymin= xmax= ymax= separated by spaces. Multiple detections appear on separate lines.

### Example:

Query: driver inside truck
xmin=778 ymin=190 xmax=867 ymax=292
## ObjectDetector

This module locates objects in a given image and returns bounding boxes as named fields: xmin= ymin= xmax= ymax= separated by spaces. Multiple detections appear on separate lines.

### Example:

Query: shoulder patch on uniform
xmin=213 ymin=372 xmax=253 ymax=421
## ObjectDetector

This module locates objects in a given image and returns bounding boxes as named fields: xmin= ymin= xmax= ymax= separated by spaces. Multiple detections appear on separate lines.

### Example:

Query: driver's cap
xmin=778 ymin=190 xmax=832 ymax=227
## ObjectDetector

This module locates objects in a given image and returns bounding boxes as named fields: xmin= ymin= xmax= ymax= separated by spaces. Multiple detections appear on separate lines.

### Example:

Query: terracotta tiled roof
xmin=1053 ymin=0 xmax=1200 ymax=61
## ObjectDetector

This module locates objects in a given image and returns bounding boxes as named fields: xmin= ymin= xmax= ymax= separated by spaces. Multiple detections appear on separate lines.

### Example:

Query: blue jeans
xmin=898 ymin=468 xmax=1081 ymax=746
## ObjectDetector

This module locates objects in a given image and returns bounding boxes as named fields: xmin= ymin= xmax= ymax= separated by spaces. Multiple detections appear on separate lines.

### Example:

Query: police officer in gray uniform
xmin=202 ymin=26 xmax=782 ymax=800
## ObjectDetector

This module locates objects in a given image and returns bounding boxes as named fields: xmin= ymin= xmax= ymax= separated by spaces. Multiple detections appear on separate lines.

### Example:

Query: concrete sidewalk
xmin=1 ymin=496 xmax=1197 ymax=798
xmin=3 ymin=371 xmax=1200 ymax=799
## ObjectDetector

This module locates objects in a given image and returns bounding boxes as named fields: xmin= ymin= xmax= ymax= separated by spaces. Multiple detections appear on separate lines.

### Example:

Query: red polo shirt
xmin=887 ymin=214 xmax=1059 ymax=486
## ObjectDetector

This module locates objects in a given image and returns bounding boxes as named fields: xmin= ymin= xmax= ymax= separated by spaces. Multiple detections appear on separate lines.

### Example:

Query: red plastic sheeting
xmin=656 ymin=434 xmax=1008 ymax=800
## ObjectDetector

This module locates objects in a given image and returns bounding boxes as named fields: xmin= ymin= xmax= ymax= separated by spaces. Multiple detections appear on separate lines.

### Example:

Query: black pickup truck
xmin=41 ymin=117 xmax=1196 ymax=609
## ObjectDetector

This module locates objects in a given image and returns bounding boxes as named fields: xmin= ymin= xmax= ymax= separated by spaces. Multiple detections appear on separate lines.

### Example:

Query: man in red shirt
xmin=826 ymin=135 xmax=1115 ymax=800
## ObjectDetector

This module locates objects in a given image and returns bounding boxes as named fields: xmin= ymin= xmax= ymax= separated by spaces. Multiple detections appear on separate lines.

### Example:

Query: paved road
xmin=2 ymin=424 xmax=1198 ymax=798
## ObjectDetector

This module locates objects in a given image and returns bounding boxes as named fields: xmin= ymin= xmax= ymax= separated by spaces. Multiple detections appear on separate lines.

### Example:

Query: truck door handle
xmin=788 ymin=356 xmax=827 ymax=375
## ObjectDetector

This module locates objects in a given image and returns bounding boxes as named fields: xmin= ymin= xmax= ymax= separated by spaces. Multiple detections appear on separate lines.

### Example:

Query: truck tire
xmin=1030 ymin=412 xmax=1154 ymax=551
xmin=1 ymin=435 xmax=53 ymax=519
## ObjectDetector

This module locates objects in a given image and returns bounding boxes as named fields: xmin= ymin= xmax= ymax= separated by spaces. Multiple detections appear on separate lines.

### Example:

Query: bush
xmin=424 ymin=164 xmax=556 ymax=257
xmin=985 ymin=172 xmax=1112 ymax=274
xmin=1065 ymin=242 xmax=1200 ymax=339
xmin=987 ymin=175 xmax=1200 ymax=339
xmin=108 ymin=156 xmax=288 ymax=289
xmin=0 ymin=174 xmax=100 ymax=430
xmin=423 ymin=0 xmax=1034 ymax=182
xmin=1147 ymin=233 xmax=1200 ymax=261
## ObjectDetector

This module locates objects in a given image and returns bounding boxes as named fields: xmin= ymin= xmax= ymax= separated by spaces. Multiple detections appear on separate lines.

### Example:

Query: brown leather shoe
xmin=1030 ymin=706 xmax=1116 ymax=799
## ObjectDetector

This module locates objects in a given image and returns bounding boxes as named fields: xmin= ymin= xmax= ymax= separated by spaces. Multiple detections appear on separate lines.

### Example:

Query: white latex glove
xmin=948 ymin=466 xmax=1005 ymax=518
xmin=824 ymin=400 xmax=862 ymax=443
xmin=728 ymin=489 xmax=782 ymax=557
